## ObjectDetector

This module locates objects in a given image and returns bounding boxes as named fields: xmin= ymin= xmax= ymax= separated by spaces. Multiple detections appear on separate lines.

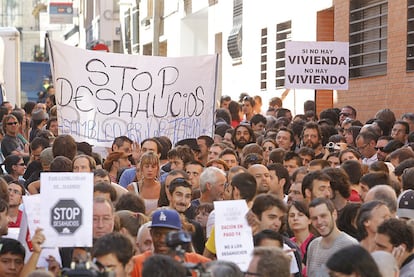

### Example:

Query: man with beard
xmin=301 ymin=122 xmax=325 ymax=159
xmin=306 ymin=198 xmax=358 ymax=277
xmin=301 ymin=170 xmax=332 ymax=204
xmin=232 ymin=124 xmax=255 ymax=156
xmin=196 ymin=135 xmax=214 ymax=165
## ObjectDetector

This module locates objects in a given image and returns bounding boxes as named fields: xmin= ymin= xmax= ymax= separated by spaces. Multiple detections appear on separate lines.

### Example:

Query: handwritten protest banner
xmin=214 ymin=200 xmax=254 ymax=271
xmin=48 ymin=40 xmax=218 ymax=147
xmin=285 ymin=41 xmax=349 ymax=90
xmin=40 ymin=172 xmax=93 ymax=247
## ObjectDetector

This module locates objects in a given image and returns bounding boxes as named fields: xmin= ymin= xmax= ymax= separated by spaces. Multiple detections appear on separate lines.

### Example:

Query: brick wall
xmin=316 ymin=7 xmax=334 ymax=116
xmin=334 ymin=0 xmax=414 ymax=123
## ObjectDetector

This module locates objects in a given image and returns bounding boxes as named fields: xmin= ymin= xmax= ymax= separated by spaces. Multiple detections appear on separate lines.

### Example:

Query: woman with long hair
xmin=344 ymin=126 xmax=361 ymax=148
xmin=2 ymin=154 xmax=26 ymax=185
xmin=288 ymin=201 xmax=316 ymax=277
xmin=261 ymin=138 xmax=277 ymax=165
xmin=127 ymin=152 xmax=161 ymax=215
xmin=228 ymin=100 xmax=242 ymax=128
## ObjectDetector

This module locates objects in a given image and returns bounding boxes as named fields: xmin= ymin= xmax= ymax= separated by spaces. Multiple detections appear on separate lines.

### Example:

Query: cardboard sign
xmin=214 ymin=200 xmax=254 ymax=271
xmin=285 ymin=41 xmax=349 ymax=90
xmin=40 ymin=172 xmax=93 ymax=247
xmin=48 ymin=40 xmax=218 ymax=147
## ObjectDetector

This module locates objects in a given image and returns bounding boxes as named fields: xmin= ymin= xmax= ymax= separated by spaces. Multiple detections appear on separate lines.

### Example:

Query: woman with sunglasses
xmin=261 ymin=138 xmax=277 ymax=165
xmin=1 ymin=154 xmax=26 ymax=185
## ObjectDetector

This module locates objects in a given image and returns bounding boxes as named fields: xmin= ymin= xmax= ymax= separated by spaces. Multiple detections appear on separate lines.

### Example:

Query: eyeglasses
xmin=8 ymin=188 xmax=22 ymax=195
xmin=6 ymin=122 xmax=18 ymax=126
xmin=374 ymin=147 xmax=385 ymax=151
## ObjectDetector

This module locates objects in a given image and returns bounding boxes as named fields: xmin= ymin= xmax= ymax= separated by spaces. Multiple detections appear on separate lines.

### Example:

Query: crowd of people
xmin=0 ymin=90 xmax=413 ymax=277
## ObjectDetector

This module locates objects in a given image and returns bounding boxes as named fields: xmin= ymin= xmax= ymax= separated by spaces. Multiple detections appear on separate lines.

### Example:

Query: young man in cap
xmin=131 ymin=209 xmax=209 ymax=277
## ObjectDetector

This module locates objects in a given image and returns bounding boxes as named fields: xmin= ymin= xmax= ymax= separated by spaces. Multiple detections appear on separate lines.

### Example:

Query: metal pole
xmin=152 ymin=0 xmax=160 ymax=56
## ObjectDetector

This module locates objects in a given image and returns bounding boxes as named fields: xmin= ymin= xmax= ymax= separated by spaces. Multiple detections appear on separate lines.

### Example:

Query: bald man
xmin=248 ymin=164 xmax=270 ymax=194
xmin=364 ymin=185 xmax=397 ymax=217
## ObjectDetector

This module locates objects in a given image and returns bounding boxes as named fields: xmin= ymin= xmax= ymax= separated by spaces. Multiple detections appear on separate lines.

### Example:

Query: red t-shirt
xmin=8 ymin=210 xmax=22 ymax=228
xmin=348 ymin=188 xmax=362 ymax=202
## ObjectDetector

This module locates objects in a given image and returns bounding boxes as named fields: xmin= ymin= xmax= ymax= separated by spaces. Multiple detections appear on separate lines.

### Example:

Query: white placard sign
xmin=214 ymin=200 xmax=254 ymax=271
xmin=285 ymin=41 xmax=349 ymax=90
xmin=22 ymin=195 xmax=41 ymax=239
xmin=20 ymin=195 xmax=62 ymax=268
xmin=40 ymin=172 xmax=93 ymax=247
xmin=47 ymin=40 xmax=218 ymax=147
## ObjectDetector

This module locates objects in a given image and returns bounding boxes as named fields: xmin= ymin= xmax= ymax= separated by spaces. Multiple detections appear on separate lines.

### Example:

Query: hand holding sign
xmin=31 ymin=228 xmax=46 ymax=253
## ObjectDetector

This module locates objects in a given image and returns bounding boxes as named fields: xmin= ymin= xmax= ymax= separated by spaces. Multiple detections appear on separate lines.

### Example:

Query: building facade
xmin=334 ymin=0 xmax=414 ymax=122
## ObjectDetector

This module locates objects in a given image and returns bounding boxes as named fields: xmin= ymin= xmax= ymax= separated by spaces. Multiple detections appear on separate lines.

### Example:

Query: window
xmin=260 ymin=28 xmax=267 ymax=90
xmin=407 ymin=0 xmax=414 ymax=70
xmin=275 ymin=20 xmax=291 ymax=89
xmin=349 ymin=0 xmax=388 ymax=78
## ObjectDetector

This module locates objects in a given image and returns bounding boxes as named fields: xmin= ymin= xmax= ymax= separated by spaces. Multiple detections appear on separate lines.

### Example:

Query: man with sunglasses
xmin=1 ymin=114 xmax=29 ymax=159
xmin=339 ymin=105 xmax=357 ymax=125
xmin=375 ymin=136 xmax=393 ymax=161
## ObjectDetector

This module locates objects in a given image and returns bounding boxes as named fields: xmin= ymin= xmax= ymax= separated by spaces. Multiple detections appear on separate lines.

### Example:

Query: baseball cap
xmin=151 ymin=209 xmax=182 ymax=230
xmin=397 ymin=190 xmax=414 ymax=219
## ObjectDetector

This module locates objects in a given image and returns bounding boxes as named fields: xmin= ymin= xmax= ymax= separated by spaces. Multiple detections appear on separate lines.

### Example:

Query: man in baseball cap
xmin=131 ymin=209 xmax=209 ymax=277
xmin=397 ymin=190 xmax=414 ymax=220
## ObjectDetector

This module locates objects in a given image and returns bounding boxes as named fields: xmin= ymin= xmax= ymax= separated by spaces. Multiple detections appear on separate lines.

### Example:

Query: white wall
xmin=137 ymin=0 xmax=333 ymax=115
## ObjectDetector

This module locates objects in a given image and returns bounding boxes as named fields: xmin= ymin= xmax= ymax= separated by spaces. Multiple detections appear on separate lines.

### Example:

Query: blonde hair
xmin=140 ymin=151 xmax=160 ymax=169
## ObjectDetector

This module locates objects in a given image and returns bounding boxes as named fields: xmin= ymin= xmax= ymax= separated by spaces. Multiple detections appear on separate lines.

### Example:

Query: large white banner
xmin=285 ymin=41 xmax=349 ymax=90
xmin=48 ymin=40 xmax=218 ymax=147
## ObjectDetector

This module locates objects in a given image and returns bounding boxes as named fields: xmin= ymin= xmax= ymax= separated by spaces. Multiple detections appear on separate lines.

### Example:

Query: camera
xmin=166 ymin=230 xmax=211 ymax=277
xmin=61 ymin=260 xmax=115 ymax=277
xmin=325 ymin=142 xmax=341 ymax=152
